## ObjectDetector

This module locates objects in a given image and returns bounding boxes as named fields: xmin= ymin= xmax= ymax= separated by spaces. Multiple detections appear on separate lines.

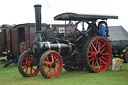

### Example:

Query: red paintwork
xmin=88 ymin=38 xmax=112 ymax=72
xmin=21 ymin=51 xmax=40 ymax=77
xmin=42 ymin=51 xmax=63 ymax=78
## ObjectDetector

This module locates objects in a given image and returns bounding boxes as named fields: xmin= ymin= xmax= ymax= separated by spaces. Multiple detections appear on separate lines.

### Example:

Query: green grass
xmin=0 ymin=63 xmax=128 ymax=85
xmin=0 ymin=56 xmax=6 ymax=60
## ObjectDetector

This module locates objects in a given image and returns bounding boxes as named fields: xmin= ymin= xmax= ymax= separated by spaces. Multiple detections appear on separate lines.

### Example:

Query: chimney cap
xmin=34 ymin=4 xmax=42 ymax=7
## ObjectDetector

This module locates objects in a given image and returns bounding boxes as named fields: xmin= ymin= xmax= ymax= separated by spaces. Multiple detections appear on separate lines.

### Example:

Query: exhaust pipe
xmin=34 ymin=5 xmax=42 ymax=41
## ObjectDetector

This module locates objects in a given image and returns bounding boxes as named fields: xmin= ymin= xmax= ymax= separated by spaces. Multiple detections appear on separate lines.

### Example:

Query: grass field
xmin=0 ymin=56 xmax=6 ymax=60
xmin=0 ymin=63 xmax=128 ymax=85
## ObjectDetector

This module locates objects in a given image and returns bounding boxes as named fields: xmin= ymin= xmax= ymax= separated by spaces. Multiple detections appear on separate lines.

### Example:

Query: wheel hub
xmin=52 ymin=63 xmax=56 ymax=68
xmin=47 ymin=62 xmax=56 ymax=68
xmin=96 ymin=52 xmax=101 ymax=58
xmin=28 ymin=61 xmax=32 ymax=66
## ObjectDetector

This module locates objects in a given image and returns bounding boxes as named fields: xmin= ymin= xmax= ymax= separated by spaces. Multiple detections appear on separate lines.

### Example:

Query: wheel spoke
xmin=101 ymin=56 xmax=106 ymax=60
xmin=92 ymin=43 xmax=97 ymax=51
xmin=46 ymin=57 xmax=49 ymax=62
xmin=88 ymin=51 xmax=94 ymax=54
xmin=43 ymin=65 xmax=48 ymax=69
xmin=49 ymin=69 xmax=51 ymax=76
xmin=99 ymin=59 xmax=102 ymax=68
xmin=94 ymin=59 xmax=98 ymax=68
xmin=23 ymin=57 xmax=29 ymax=62
xmin=26 ymin=55 xmax=29 ymax=58
xmin=44 ymin=61 xmax=50 ymax=64
xmin=91 ymin=60 xmax=94 ymax=67
xmin=96 ymin=60 xmax=100 ymax=69
xmin=30 ymin=66 xmax=32 ymax=74
xmin=26 ymin=67 xmax=28 ymax=73
xmin=30 ymin=56 xmax=33 ymax=63
xmin=53 ymin=56 xmax=57 ymax=61
xmin=32 ymin=67 xmax=36 ymax=71
xmin=89 ymin=58 xmax=95 ymax=62
xmin=102 ymin=53 xmax=109 ymax=56
xmin=99 ymin=44 xmax=105 ymax=51
xmin=22 ymin=66 xmax=28 ymax=70
xmin=55 ymin=61 xmax=60 ymax=64
xmin=98 ymin=42 xmax=101 ymax=51
xmin=55 ymin=67 xmax=58 ymax=70
xmin=51 ymin=54 xmax=54 ymax=62
xmin=101 ymin=49 xmax=105 ymax=53
xmin=46 ymin=68 xmax=51 ymax=74
xmin=99 ymin=59 xmax=107 ymax=65
xmin=89 ymin=52 xmax=94 ymax=58
xmin=90 ymin=45 xmax=94 ymax=51
xmin=88 ymin=56 xmax=91 ymax=58
xmin=22 ymin=62 xmax=27 ymax=65
xmin=95 ymin=40 xmax=98 ymax=50
xmin=54 ymin=68 xmax=56 ymax=73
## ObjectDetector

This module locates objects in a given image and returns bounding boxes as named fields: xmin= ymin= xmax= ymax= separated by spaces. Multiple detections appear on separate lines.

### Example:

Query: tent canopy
xmin=108 ymin=26 xmax=128 ymax=50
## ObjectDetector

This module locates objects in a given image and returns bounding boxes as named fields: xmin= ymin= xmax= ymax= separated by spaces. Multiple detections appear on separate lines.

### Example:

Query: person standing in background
xmin=99 ymin=22 xmax=107 ymax=39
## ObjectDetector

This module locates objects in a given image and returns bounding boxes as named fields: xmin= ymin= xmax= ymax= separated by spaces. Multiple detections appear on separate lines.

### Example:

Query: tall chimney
xmin=34 ymin=5 xmax=42 ymax=41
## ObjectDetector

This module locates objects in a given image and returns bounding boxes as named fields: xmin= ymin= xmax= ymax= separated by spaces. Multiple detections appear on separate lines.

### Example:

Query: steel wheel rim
xmin=21 ymin=52 xmax=39 ymax=76
xmin=42 ymin=52 xmax=62 ymax=78
xmin=88 ymin=38 xmax=112 ymax=72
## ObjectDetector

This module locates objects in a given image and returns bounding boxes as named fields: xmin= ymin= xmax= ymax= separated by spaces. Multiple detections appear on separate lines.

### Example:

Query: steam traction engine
xmin=18 ymin=5 xmax=118 ymax=78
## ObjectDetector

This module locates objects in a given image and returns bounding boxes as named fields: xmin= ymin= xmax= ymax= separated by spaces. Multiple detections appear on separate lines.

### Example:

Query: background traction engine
xmin=18 ymin=5 xmax=112 ymax=78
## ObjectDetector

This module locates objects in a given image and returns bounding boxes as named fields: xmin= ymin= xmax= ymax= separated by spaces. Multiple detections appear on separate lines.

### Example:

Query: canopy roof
xmin=54 ymin=12 xmax=118 ymax=21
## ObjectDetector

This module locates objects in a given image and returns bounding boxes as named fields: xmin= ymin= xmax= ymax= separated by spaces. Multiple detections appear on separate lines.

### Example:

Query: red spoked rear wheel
xmin=18 ymin=49 xmax=39 ymax=77
xmin=39 ymin=51 xmax=63 ymax=78
xmin=82 ymin=36 xmax=112 ymax=72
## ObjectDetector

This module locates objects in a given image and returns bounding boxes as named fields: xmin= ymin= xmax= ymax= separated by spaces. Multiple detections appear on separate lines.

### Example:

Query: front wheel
xmin=18 ymin=49 xmax=40 ymax=77
xmin=39 ymin=51 xmax=63 ymax=78
xmin=82 ymin=36 xmax=112 ymax=72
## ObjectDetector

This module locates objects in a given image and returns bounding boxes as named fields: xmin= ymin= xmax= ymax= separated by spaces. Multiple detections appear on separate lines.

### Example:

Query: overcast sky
xmin=0 ymin=0 xmax=128 ymax=31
